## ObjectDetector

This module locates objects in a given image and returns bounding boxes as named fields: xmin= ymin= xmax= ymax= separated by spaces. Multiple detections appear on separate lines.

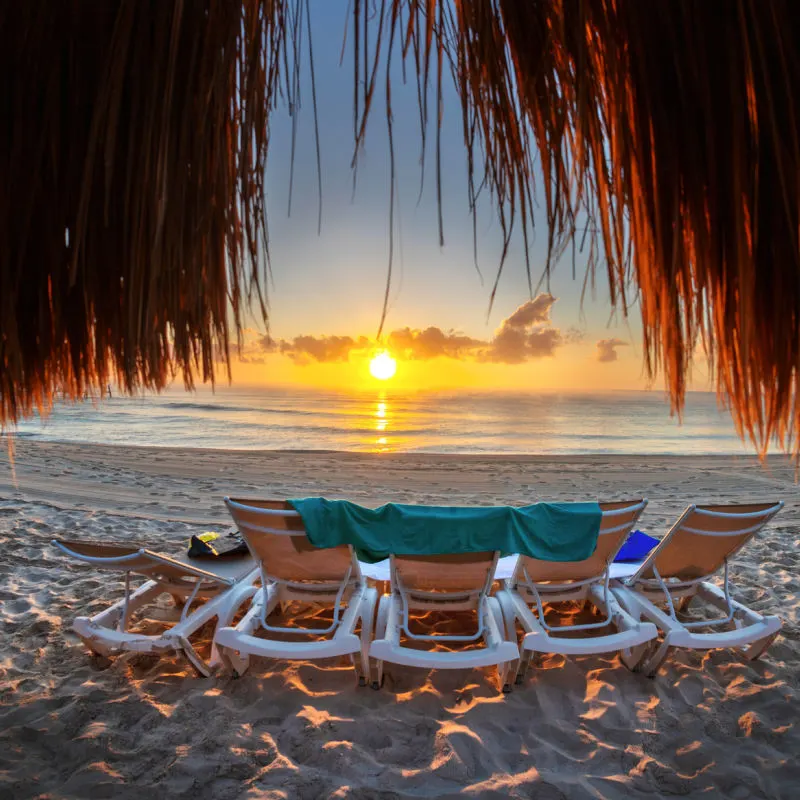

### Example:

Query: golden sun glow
xmin=369 ymin=351 xmax=397 ymax=381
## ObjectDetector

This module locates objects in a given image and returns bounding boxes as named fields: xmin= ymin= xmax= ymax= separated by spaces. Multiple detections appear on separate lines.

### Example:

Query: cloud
xmin=258 ymin=335 xmax=278 ymax=352
xmin=503 ymin=294 xmax=557 ymax=328
xmin=596 ymin=338 xmax=628 ymax=363
xmin=237 ymin=293 xmax=583 ymax=367
xmin=387 ymin=326 xmax=484 ymax=360
xmin=484 ymin=326 xmax=563 ymax=363
xmin=482 ymin=294 xmax=565 ymax=363
xmin=279 ymin=334 xmax=370 ymax=365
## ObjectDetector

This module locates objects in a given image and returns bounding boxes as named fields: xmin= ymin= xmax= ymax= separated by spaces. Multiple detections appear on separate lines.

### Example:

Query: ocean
xmin=9 ymin=386 xmax=755 ymax=456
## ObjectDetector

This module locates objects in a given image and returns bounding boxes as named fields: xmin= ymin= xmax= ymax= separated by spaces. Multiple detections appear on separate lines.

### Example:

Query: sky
xmin=230 ymin=3 xmax=707 ymax=394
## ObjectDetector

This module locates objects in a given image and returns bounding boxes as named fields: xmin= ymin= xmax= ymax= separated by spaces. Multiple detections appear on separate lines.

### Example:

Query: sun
xmin=369 ymin=351 xmax=397 ymax=381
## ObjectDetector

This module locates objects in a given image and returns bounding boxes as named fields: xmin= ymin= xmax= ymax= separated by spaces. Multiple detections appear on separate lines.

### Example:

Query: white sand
xmin=1 ymin=441 xmax=799 ymax=798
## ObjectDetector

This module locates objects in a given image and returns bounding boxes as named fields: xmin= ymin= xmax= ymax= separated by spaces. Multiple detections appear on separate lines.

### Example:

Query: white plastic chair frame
xmin=634 ymin=509 xmax=778 ymax=628
xmin=613 ymin=501 xmax=784 ymax=676
xmin=233 ymin=507 xmax=357 ymax=637
xmin=215 ymin=498 xmax=377 ymax=684
xmin=369 ymin=551 xmax=520 ymax=693
xmin=496 ymin=499 xmax=658 ymax=681
xmin=52 ymin=539 xmax=259 ymax=676
xmin=392 ymin=552 xmax=499 ymax=643
xmin=258 ymin=562 xmax=354 ymax=636
xmin=519 ymin=550 xmax=615 ymax=634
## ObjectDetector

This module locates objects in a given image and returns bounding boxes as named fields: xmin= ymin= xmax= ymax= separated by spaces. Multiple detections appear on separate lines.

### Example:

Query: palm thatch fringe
xmin=2 ymin=2 xmax=800 ymax=457
xmin=0 ymin=1 xmax=283 ymax=420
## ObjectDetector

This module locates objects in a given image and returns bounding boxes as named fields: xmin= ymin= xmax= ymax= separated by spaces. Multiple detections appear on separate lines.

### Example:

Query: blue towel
xmin=289 ymin=498 xmax=603 ymax=564
xmin=614 ymin=529 xmax=659 ymax=562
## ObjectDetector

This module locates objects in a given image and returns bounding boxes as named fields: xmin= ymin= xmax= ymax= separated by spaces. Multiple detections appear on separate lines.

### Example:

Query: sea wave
xmin=10 ymin=388 xmax=752 ymax=456
xmin=160 ymin=401 xmax=318 ymax=416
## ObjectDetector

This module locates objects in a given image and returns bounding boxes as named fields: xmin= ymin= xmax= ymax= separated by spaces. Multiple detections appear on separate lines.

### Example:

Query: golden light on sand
xmin=369 ymin=351 xmax=397 ymax=381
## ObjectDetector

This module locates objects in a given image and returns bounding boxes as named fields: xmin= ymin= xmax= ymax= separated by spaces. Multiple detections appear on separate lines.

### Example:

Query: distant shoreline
xmin=1 ymin=440 xmax=794 ymax=527
xmin=0 ymin=434 xmax=786 ymax=461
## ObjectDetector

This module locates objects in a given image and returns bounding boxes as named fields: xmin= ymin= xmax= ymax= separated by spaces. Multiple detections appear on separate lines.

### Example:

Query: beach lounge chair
xmin=52 ymin=538 xmax=259 ymax=676
xmin=214 ymin=498 xmax=378 ymax=683
xmin=495 ymin=499 xmax=657 ymax=683
xmin=368 ymin=551 xmax=520 ymax=692
xmin=611 ymin=501 xmax=784 ymax=676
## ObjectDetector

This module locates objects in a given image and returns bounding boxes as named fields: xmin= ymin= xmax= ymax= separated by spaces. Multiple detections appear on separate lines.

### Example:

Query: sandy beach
xmin=2 ymin=440 xmax=799 ymax=799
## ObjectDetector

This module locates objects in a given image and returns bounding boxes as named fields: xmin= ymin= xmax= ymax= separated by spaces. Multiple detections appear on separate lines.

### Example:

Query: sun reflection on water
xmin=373 ymin=396 xmax=391 ymax=451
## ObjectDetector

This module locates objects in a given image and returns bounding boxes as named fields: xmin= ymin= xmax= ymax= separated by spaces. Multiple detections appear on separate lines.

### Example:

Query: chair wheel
xmin=371 ymin=677 xmax=384 ymax=690
xmin=358 ymin=675 xmax=367 ymax=687
xmin=232 ymin=670 xmax=240 ymax=679
xmin=502 ymin=683 xmax=512 ymax=694
xmin=514 ymin=674 xmax=525 ymax=685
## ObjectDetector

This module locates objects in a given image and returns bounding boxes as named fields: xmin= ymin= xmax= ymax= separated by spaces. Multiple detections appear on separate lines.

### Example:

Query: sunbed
xmin=611 ymin=501 xmax=784 ymax=676
xmin=368 ymin=551 xmax=520 ymax=692
xmin=495 ymin=499 xmax=658 ymax=682
xmin=52 ymin=537 xmax=259 ymax=675
xmin=214 ymin=498 xmax=378 ymax=683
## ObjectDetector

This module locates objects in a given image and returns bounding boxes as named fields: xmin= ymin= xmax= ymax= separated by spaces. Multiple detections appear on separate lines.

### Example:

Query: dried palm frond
xmin=355 ymin=0 xmax=800 ymax=456
xmin=0 ymin=1 xmax=285 ymax=420
xmin=2 ymin=1 xmax=800 ymax=458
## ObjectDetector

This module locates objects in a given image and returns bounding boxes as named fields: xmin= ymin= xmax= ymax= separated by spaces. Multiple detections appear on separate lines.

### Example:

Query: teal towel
xmin=288 ymin=498 xmax=602 ymax=564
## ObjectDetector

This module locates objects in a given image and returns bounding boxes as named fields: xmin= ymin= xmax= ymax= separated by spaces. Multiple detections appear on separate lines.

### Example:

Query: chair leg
xmin=640 ymin=638 xmax=673 ymax=678
xmin=741 ymin=631 xmax=779 ymax=661
xmin=356 ymin=587 xmax=377 ymax=686
xmin=348 ymin=653 xmax=365 ymax=686
xmin=609 ymin=588 xmax=655 ymax=673
xmin=349 ymin=587 xmax=377 ymax=686
xmin=208 ymin=584 xmax=259 ymax=671
xmin=75 ymin=630 xmax=117 ymax=659
xmin=677 ymin=595 xmax=693 ymax=613
xmin=370 ymin=595 xmax=389 ymax=690
xmin=515 ymin=649 xmax=534 ymax=685
xmin=619 ymin=640 xmax=652 ymax=672
xmin=218 ymin=644 xmax=250 ymax=678
xmin=495 ymin=591 xmax=528 ymax=685
xmin=177 ymin=636 xmax=213 ymax=677
xmin=488 ymin=597 xmax=515 ymax=693
xmin=498 ymin=659 xmax=515 ymax=694
xmin=495 ymin=590 xmax=517 ymax=641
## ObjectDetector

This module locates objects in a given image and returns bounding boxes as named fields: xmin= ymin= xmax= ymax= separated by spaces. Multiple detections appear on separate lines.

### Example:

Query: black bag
xmin=188 ymin=530 xmax=249 ymax=559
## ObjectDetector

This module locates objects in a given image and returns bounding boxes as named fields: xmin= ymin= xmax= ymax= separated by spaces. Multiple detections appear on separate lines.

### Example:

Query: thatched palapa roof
xmin=2 ymin=2 xmax=800 ymax=455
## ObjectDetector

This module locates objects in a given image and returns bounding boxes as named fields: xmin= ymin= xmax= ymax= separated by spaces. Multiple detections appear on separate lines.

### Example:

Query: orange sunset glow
xmin=228 ymin=293 xmax=649 ymax=393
